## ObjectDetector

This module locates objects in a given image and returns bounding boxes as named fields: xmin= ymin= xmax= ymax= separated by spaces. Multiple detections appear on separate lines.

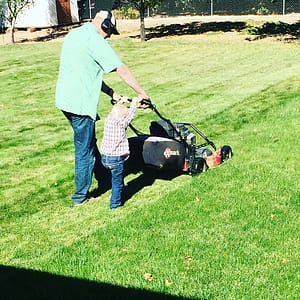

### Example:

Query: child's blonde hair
xmin=110 ymin=103 xmax=128 ymax=120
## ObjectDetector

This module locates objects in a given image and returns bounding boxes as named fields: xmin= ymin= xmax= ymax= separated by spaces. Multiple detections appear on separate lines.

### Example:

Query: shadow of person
xmin=91 ymin=137 xmax=146 ymax=199
xmin=90 ymin=142 xmax=112 ymax=198
xmin=122 ymin=135 xmax=183 ymax=204
xmin=0 ymin=265 xmax=196 ymax=300
xmin=91 ymin=135 xmax=184 ymax=202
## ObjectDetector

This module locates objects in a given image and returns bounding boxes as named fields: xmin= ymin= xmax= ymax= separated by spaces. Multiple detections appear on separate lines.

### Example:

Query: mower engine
xmin=127 ymin=99 xmax=233 ymax=175
xmin=148 ymin=119 xmax=232 ymax=175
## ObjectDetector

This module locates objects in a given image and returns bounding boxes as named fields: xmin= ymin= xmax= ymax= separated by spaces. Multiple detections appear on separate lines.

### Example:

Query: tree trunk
xmin=10 ymin=17 xmax=16 ymax=44
xmin=139 ymin=1 xmax=146 ymax=41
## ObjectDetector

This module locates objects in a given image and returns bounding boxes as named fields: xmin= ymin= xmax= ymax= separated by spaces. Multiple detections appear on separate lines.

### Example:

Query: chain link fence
xmin=155 ymin=0 xmax=300 ymax=16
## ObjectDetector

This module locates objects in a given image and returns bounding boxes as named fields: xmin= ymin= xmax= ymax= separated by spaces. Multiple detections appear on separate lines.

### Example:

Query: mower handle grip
xmin=110 ymin=98 xmax=153 ymax=109
xmin=140 ymin=99 xmax=153 ymax=108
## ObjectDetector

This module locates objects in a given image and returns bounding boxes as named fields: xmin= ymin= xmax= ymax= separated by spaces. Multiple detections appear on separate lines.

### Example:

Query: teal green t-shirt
xmin=55 ymin=23 xmax=122 ymax=120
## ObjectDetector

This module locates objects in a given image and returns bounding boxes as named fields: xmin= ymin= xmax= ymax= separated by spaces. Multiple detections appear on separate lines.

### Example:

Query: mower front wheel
xmin=191 ymin=157 xmax=208 ymax=175
xmin=221 ymin=145 xmax=233 ymax=162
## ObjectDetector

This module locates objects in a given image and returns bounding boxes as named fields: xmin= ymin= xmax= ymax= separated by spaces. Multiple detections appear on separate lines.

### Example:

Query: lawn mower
xmin=117 ymin=99 xmax=233 ymax=175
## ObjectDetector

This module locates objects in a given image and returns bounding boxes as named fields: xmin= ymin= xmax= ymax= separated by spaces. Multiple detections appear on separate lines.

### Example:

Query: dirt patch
xmin=1 ymin=13 xmax=299 ymax=45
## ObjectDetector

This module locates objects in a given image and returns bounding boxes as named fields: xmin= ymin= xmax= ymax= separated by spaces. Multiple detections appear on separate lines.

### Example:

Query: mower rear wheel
xmin=192 ymin=157 xmax=208 ymax=175
xmin=221 ymin=145 xmax=233 ymax=162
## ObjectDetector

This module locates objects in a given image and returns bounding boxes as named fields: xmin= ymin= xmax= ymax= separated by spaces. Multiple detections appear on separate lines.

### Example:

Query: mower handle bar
xmin=147 ymin=102 xmax=217 ymax=150
xmin=111 ymin=98 xmax=216 ymax=150
xmin=110 ymin=98 xmax=154 ymax=108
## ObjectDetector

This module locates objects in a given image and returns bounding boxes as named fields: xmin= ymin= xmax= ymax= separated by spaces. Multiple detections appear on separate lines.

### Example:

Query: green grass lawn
xmin=0 ymin=34 xmax=299 ymax=299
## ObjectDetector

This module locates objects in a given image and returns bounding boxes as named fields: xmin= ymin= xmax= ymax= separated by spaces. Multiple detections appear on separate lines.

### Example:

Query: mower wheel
xmin=191 ymin=157 xmax=208 ymax=175
xmin=221 ymin=145 xmax=233 ymax=162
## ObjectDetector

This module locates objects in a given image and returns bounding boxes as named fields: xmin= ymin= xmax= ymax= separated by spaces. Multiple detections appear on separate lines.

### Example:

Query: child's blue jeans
xmin=101 ymin=154 xmax=126 ymax=209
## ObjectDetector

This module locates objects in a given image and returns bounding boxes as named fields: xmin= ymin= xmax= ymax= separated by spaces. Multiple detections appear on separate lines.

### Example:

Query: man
xmin=56 ymin=10 xmax=149 ymax=206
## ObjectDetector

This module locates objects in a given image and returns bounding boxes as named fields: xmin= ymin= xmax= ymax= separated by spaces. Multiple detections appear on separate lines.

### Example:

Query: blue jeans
xmin=63 ymin=111 xmax=97 ymax=205
xmin=101 ymin=154 xmax=126 ymax=209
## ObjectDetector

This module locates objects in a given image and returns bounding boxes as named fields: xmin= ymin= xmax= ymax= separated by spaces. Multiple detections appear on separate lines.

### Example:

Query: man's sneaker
xmin=73 ymin=198 xmax=89 ymax=207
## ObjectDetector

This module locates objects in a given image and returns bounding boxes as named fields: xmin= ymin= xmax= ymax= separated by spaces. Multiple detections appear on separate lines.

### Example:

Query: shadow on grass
xmin=129 ymin=20 xmax=300 ymax=41
xmin=14 ymin=23 xmax=81 ymax=43
xmin=130 ymin=21 xmax=247 ymax=40
xmin=0 ymin=265 xmax=195 ymax=300
xmin=245 ymin=21 xmax=300 ymax=41
xmin=12 ymin=20 xmax=300 ymax=44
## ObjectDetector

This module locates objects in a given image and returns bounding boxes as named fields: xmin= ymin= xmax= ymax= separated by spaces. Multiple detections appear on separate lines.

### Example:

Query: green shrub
xmin=256 ymin=6 xmax=270 ymax=15
xmin=113 ymin=8 xmax=139 ymax=19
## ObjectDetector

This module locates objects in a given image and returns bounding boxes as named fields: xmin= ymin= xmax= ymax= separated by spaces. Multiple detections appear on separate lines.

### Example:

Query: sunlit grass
xmin=0 ymin=35 xmax=299 ymax=299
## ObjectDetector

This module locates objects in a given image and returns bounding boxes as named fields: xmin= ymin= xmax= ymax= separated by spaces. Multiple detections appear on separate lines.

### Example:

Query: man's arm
xmin=101 ymin=81 xmax=114 ymax=97
xmin=116 ymin=64 xmax=149 ymax=100
xmin=101 ymin=81 xmax=121 ymax=101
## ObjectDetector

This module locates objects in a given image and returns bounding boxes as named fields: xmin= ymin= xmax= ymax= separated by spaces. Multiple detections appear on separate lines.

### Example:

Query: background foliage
xmin=153 ymin=0 xmax=300 ymax=16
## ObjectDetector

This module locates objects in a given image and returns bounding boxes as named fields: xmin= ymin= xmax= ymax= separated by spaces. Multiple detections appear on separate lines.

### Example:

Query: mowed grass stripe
xmin=0 ymin=35 xmax=299 ymax=299
xmin=35 ymin=85 xmax=299 ymax=299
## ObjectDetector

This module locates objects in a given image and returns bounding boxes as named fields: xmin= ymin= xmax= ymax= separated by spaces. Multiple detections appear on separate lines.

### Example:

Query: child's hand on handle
xmin=112 ymin=91 xmax=122 ymax=102
xmin=131 ymin=97 xmax=139 ymax=106
xmin=111 ymin=95 xmax=130 ymax=105
xmin=118 ymin=96 xmax=131 ymax=104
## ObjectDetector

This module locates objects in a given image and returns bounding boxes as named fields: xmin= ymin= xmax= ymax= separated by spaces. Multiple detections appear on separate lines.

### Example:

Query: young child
xmin=100 ymin=98 xmax=139 ymax=209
